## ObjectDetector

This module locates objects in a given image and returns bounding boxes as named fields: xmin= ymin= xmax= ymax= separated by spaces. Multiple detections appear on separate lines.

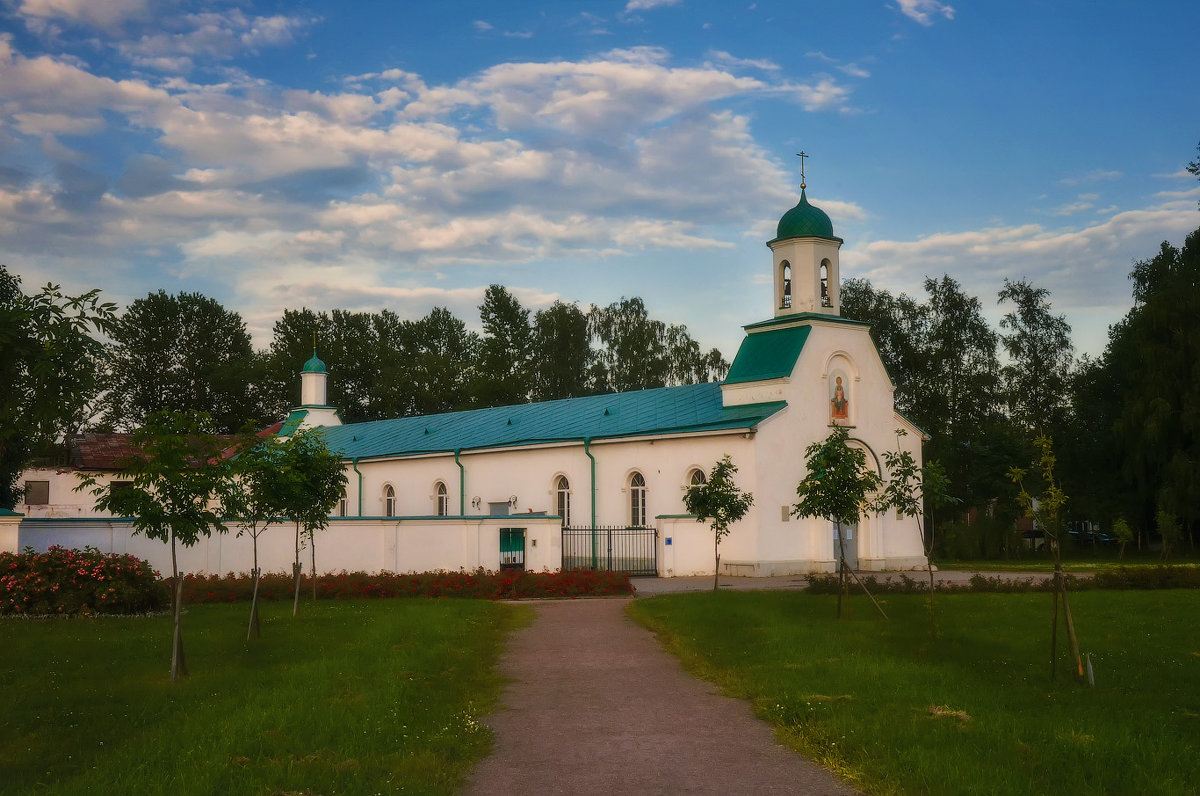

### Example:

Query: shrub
xmin=180 ymin=567 xmax=633 ymax=603
xmin=804 ymin=566 xmax=1200 ymax=594
xmin=0 ymin=546 xmax=169 ymax=616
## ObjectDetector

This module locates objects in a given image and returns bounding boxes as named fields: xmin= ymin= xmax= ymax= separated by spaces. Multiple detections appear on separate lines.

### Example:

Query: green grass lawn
xmin=628 ymin=590 xmax=1200 ymax=796
xmin=1 ymin=599 xmax=531 ymax=795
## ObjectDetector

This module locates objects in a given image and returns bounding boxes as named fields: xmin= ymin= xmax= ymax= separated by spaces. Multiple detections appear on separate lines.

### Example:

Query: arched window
xmin=556 ymin=475 xmax=571 ymax=527
xmin=781 ymin=261 xmax=792 ymax=309
xmin=688 ymin=468 xmax=707 ymax=486
xmin=435 ymin=481 xmax=449 ymax=516
xmin=384 ymin=485 xmax=396 ymax=517
xmin=630 ymin=472 xmax=647 ymax=527
xmin=820 ymin=260 xmax=831 ymax=307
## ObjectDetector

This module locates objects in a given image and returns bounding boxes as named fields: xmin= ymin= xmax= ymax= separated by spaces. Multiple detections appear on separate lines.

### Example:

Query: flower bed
xmin=181 ymin=567 xmax=633 ymax=603
xmin=1 ymin=546 xmax=170 ymax=615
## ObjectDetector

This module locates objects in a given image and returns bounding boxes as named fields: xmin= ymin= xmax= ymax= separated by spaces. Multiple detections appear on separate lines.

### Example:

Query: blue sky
xmin=2 ymin=0 xmax=1198 ymax=362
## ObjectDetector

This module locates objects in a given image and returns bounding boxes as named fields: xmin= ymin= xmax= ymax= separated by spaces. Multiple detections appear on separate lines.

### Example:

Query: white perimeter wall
xmin=15 ymin=516 xmax=564 ymax=577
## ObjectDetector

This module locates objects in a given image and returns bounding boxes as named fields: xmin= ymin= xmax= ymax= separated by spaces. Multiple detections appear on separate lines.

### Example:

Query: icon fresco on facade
xmin=829 ymin=371 xmax=849 ymax=423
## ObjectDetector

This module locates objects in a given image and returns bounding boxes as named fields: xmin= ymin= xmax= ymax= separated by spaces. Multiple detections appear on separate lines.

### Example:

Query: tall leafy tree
xmin=917 ymin=275 xmax=1006 ymax=517
xmin=839 ymin=278 xmax=926 ymax=417
xmin=1111 ymin=228 xmax=1200 ymax=541
xmin=77 ymin=411 xmax=238 ymax=681
xmin=665 ymin=325 xmax=729 ymax=385
xmin=997 ymin=278 xmax=1074 ymax=433
xmin=588 ymin=297 xmax=724 ymax=392
xmin=683 ymin=455 xmax=754 ymax=591
xmin=408 ymin=307 xmax=479 ymax=415
xmin=101 ymin=291 xmax=263 ymax=433
xmin=0 ymin=267 xmax=114 ymax=507
xmin=589 ymin=297 xmax=670 ymax=392
xmin=474 ymin=285 xmax=532 ymax=407
xmin=530 ymin=301 xmax=597 ymax=401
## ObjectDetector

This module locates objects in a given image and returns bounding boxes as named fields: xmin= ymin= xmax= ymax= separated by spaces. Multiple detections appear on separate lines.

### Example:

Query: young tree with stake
xmin=877 ymin=428 xmax=956 ymax=638
xmin=793 ymin=426 xmax=885 ymax=619
xmin=683 ymin=455 xmax=754 ymax=591
xmin=77 ymin=411 xmax=237 ymax=681
xmin=274 ymin=429 xmax=347 ymax=615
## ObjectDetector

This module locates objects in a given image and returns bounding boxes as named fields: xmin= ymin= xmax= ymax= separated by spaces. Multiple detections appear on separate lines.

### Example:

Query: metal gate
xmin=561 ymin=526 xmax=657 ymax=576
xmin=500 ymin=527 xmax=526 ymax=571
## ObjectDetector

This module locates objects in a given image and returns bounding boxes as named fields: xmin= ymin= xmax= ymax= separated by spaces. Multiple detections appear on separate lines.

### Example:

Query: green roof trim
xmin=742 ymin=313 xmax=870 ymax=332
xmin=724 ymin=325 xmax=811 ymax=384
xmin=319 ymin=382 xmax=785 ymax=461
xmin=0 ymin=507 xmax=23 ymax=517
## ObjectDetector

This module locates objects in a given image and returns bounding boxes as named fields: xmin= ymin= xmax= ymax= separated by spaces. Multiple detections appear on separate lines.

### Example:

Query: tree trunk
xmin=713 ymin=532 xmax=720 ymax=592
xmin=1049 ymin=565 xmax=1061 ymax=680
xmin=922 ymin=520 xmax=937 ymax=640
xmin=836 ymin=521 xmax=846 ymax=619
xmin=247 ymin=535 xmax=261 ymax=641
xmin=292 ymin=521 xmax=302 ymax=617
xmin=310 ymin=529 xmax=318 ymax=601
xmin=169 ymin=530 xmax=187 ymax=682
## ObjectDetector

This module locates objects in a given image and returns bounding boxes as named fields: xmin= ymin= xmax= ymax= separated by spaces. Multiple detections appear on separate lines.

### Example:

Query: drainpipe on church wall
xmin=454 ymin=449 xmax=465 ymax=516
xmin=351 ymin=458 xmax=363 ymax=516
xmin=584 ymin=438 xmax=597 ymax=568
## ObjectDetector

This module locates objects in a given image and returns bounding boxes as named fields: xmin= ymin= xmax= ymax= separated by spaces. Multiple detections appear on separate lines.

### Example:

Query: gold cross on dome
xmin=796 ymin=151 xmax=808 ymax=189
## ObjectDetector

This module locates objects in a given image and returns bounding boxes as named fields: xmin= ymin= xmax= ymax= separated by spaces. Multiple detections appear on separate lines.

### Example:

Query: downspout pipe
xmin=351 ymin=458 xmax=363 ymax=516
xmin=584 ymin=438 xmax=597 ymax=568
xmin=454 ymin=448 xmax=465 ymax=516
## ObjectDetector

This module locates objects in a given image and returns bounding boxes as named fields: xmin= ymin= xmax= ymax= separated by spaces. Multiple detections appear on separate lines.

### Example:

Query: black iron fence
xmin=562 ymin=526 xmax=657 ymax=576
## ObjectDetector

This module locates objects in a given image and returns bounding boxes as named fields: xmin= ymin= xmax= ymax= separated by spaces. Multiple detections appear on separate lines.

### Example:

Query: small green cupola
xmin=771 ymin=188 xmax=840 ymax=244
xmin=302 ymin=351 xmax=327 ymax=374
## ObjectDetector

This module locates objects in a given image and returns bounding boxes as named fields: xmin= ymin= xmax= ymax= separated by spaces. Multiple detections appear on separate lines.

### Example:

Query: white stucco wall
xmin=17 ymin=467 xmax=120 ymax=518
xmin=16 ymin=516 xmax=565 ymax=576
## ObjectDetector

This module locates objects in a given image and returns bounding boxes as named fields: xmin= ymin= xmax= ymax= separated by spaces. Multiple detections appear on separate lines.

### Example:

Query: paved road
xmin=463 ymin=598 xmax=857 ymax=796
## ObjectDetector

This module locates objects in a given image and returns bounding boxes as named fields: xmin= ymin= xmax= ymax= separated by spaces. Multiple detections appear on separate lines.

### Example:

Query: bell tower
xmin=768 ymin=153 xmax=843 ymax=317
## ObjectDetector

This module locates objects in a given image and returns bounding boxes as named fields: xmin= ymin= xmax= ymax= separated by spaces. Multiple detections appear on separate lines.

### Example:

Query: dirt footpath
xmin=462 ymin=598 xmax=857 ymax=795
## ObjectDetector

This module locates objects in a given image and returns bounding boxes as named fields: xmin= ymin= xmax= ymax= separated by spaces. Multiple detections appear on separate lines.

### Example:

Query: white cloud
xmin=844 ymin=197 xmax=1200 ymax=353
xmin=117 ymin=10 xmax=315 ymax=71
xmin=780 ymin=78 xmax=852 ymax=112
xmin=473 ymin=20 xmax=493 ymax=32
xmin=707 ymin=50 xmax=780 ymax=72
xmin=625 ymin=0 xmax=681 ymax=12
xmin=895 ymin=0 xmax=955 ymax=26
xmin=16 ymin=0 xmax=150 ymax=32
xmin=1058 ymin=169 xmax=1122 ymax=186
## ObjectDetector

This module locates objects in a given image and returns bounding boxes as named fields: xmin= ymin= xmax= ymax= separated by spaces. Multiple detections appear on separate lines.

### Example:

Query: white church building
xmin=10 ymin=187 xmax=928 ymax=579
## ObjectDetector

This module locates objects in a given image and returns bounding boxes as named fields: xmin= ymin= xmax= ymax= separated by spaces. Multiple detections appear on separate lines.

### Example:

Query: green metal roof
xmin=319 ymin=382 xmax=785 ymax=460
xmin=280 ymin=409 xmax=308 ymax=436
xmin=770 ymin=189 xmax=842 ymax=244
xmin=0 ymin=507 xmax=22 ymax=517
xmin=724 ymin=325 xmax=811 ymax=384
xmin=302 ymin=351 xmax=326 ymax=373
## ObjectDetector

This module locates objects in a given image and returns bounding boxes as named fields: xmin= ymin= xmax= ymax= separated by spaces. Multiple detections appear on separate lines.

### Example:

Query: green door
xmin=500 ymin=528 xmax=526 ymax=571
